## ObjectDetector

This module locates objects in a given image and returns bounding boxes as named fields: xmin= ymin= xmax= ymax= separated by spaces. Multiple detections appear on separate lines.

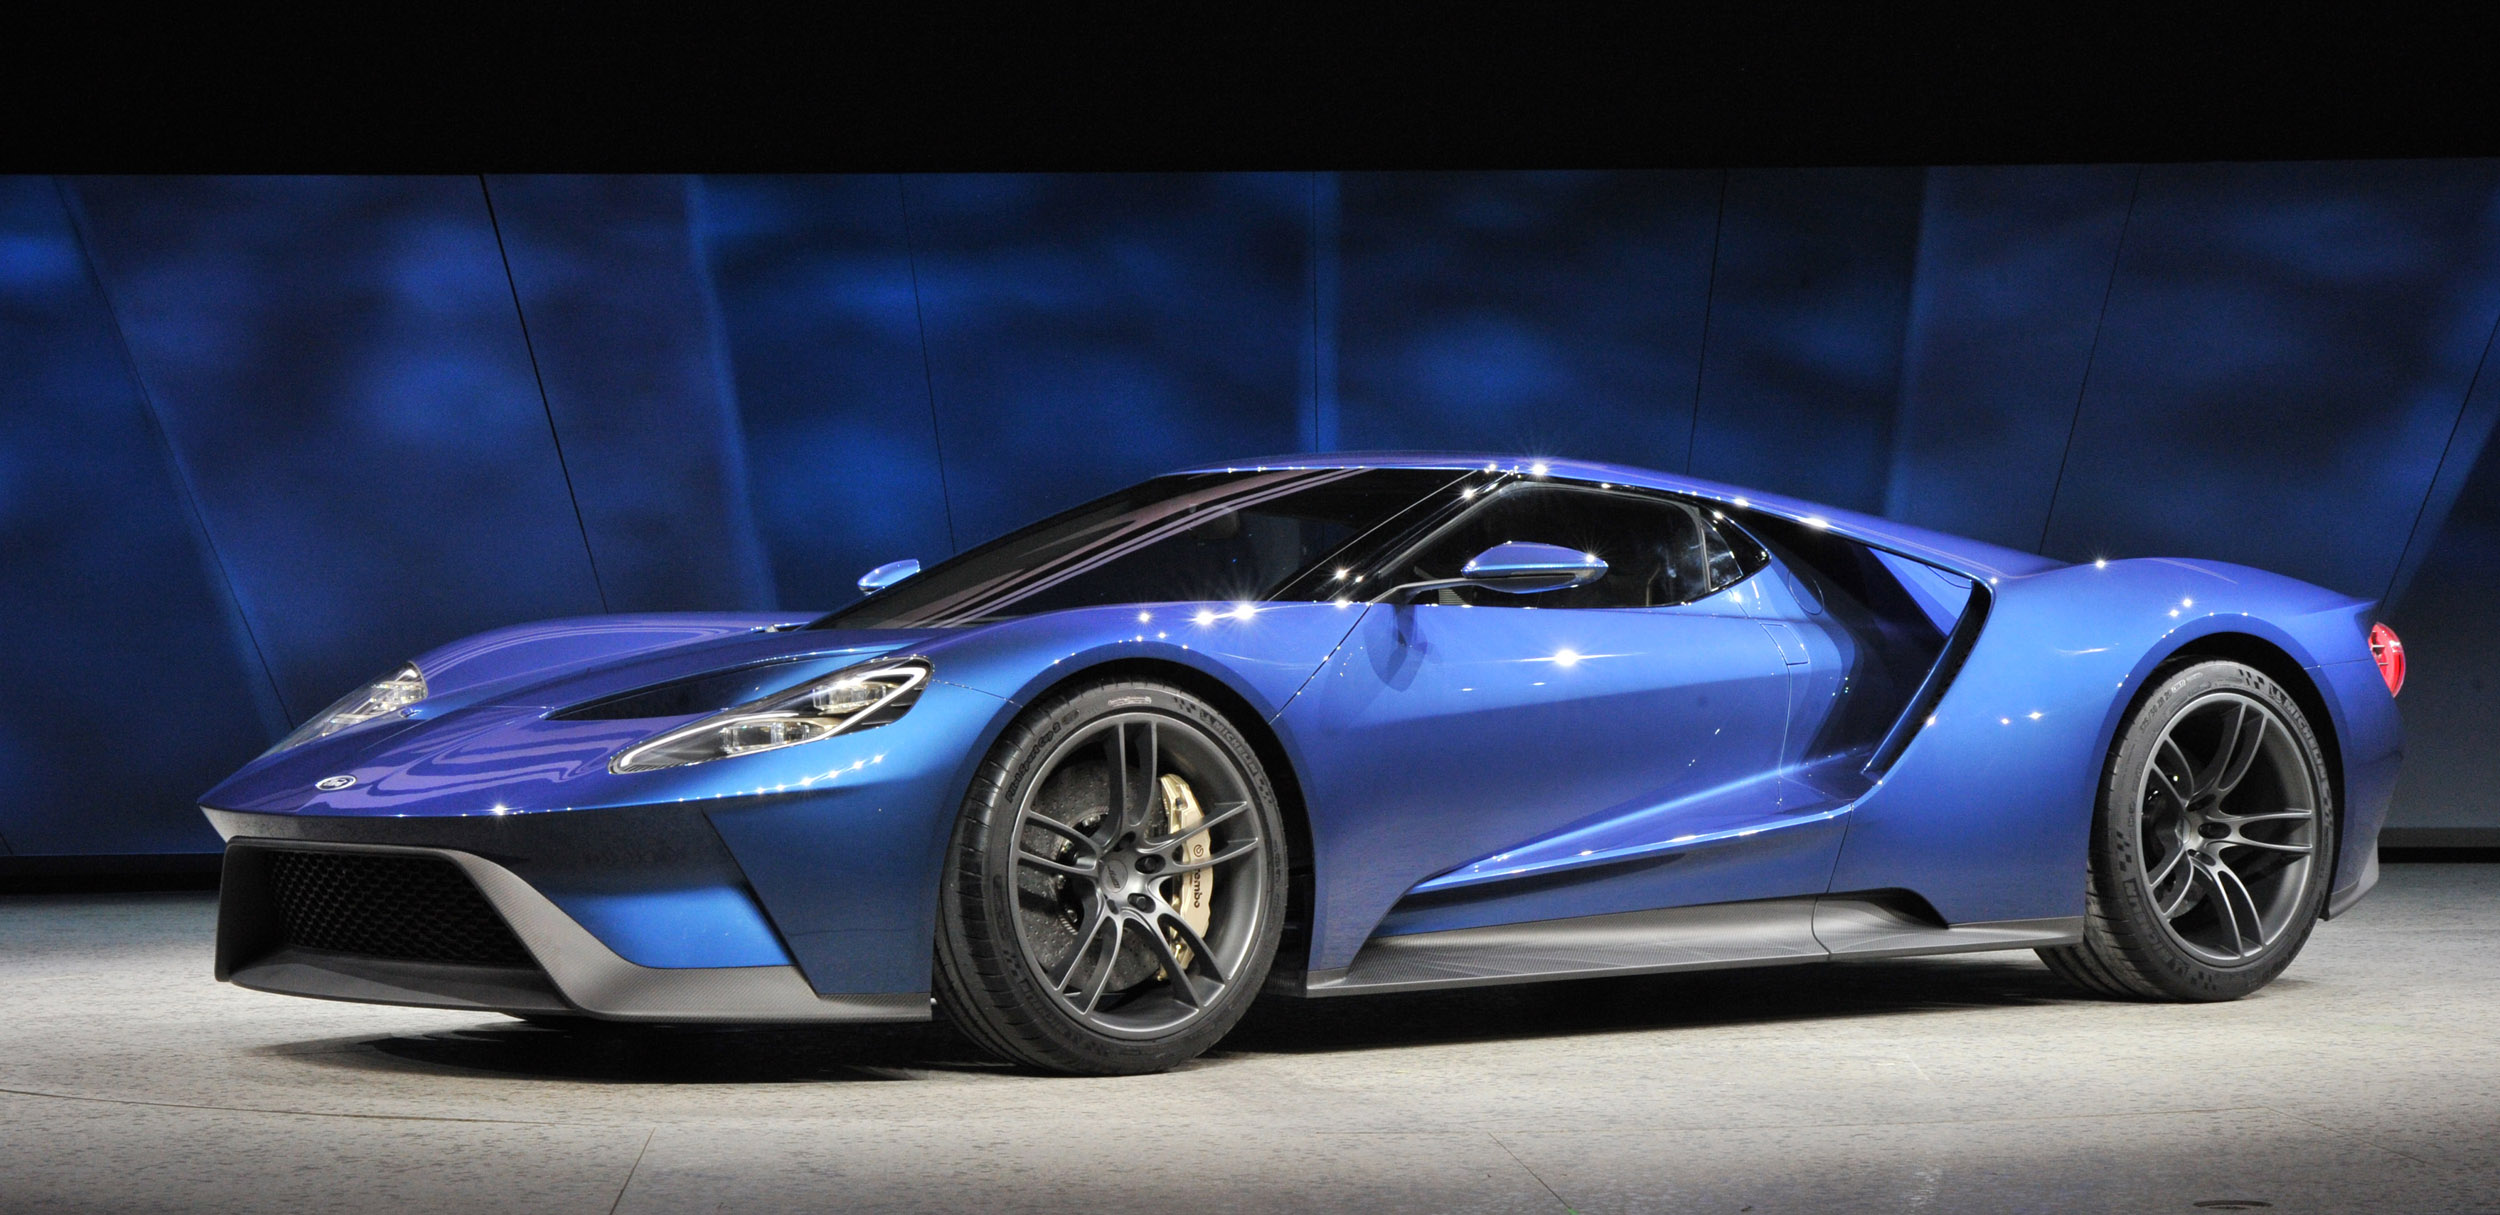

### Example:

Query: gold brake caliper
xmin=1158 ymin=772 xmax=1213 ymax=968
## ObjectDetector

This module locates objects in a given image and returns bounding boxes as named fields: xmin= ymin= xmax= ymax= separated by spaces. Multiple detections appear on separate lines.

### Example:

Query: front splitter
xmin=218 ymin=838 xmax=928 ymax=1023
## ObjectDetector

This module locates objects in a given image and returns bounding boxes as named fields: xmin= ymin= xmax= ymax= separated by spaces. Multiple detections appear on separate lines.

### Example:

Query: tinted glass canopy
xmin=819 ymin=468 xmax=1462 ymax=628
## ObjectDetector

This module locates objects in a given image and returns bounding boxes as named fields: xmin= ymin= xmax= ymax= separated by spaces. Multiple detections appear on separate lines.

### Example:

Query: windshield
xmin=817 ymin=467 xmax=1462 ymax=629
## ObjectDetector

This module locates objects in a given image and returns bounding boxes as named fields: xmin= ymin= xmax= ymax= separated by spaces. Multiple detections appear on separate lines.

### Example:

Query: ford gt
xmin=201 ymin=454 xmax=2405 ymax=1074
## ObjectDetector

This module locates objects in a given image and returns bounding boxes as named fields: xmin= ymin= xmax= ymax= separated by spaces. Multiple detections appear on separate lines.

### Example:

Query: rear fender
xmin=1827 ymin=557 xmax=2391 ymax=923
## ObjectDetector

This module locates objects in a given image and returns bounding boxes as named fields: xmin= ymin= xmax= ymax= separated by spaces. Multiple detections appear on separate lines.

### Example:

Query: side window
xmin=1390 ymin=484 xmax=1756 ymax=608
xmin=1690 ymin=506 xmax=1768 ymax=595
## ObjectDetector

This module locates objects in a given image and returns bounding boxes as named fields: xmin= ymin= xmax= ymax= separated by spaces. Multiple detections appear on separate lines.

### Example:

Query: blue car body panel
xmin=705 ymin=603 xmax=1364 ymax=993
xmin=1825 ymin=556 xmax=2389 ymax=925
xmin=1276 ymin=588 xmax=1824 ymax=970
xmin=200 ymin=452 xmax=2402 ymax=1011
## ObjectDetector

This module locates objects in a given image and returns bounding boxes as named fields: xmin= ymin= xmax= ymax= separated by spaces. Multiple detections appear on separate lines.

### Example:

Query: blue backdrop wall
xmin=4 ymin=168 xmax=2496 ymax=857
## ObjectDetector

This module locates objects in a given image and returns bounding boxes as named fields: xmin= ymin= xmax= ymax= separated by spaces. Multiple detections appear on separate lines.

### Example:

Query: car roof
xmin=1174 ymin=451 xmax=2065 ymax=582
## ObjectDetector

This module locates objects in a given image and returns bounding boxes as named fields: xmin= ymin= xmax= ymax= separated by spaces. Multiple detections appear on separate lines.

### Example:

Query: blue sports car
xmin=202 ymin=454 xmax=2405 ymax=1074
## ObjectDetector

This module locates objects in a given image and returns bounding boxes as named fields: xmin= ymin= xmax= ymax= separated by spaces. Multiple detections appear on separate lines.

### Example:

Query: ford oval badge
xmin=315 ymin=774 xmax=357 ymax=791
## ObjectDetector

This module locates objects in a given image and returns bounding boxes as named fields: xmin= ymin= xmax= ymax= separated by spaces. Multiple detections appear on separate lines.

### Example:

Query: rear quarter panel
xmin=1828 ymin=557 xmax=2397 ymax=923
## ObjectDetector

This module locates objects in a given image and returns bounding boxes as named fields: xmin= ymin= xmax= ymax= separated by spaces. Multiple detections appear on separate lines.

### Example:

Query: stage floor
xmin=4 ymin=864 xmax=2495 ymax=1214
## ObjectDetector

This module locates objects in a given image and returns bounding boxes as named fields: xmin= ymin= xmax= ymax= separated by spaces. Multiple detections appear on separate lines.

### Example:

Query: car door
xmin=1277 ymin=481 xmax=1841 ymax=973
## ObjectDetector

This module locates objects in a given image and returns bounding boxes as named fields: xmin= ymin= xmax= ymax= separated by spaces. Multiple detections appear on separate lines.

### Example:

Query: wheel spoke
xmin=2215 ymin=854 xmax=2269 ymax=955
xmin=1076 ymin=913 xmax=1129 ymax=1013
xmin=1150 ymin=799 xmax=1252 ymax=852
xmin=2200 ymin=860 xmax=2260 ymax=955
xmin=2201 ymin=853 xmax=2268 ymax=958
xmin=1137 ymin=912 xmax=1206 ymax=1007
xmin=1017 ymin=846 xmax=1095 ymax=879
xmin=2219 ymin=835 xmax=2312 ymax=856
xmin=2155 ymin=853 xmax=2202 ymax=919
xmin=1134 ymin=720 xmax=1160 ymax=831
xmin=2211 ymin=707 xmax=2269 ymax=798
xmin=1021 ymin=813 xmax=1101 ymax=854
xmin=1048 ymin=902 xmax=1112 ymax=990
xmin=1101 ymin=724 xmax=1129 ymax=836
xmin=2210 ymin=808 xmax=2311 ymax=827
xmin=2146 ymin=843 xmax=2191 ymax=894
xmin=2155 ymin=736 xmax=2199 ymax=800
xmin=1157 ymin=907 xmax=1229 ymax=984
xmin=1165 ymin=836 xmax=1262 ymax=875
xmin=2209 ymin=803 xmax=2314 ymax=857
xmin=2195 ymin=702 xmax=2250 ymax=798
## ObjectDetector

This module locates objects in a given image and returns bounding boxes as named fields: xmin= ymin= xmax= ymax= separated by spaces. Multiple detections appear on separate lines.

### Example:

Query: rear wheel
xmin=2041 ymin=659 xmax=2335 ymax=1000
xmin=934 ymin=679 xmax=1286 ymax=1074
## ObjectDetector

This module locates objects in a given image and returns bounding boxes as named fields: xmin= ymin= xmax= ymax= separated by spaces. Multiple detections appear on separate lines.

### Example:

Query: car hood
xmin=406 ymin=612 xmax=810 ymax=706
xmin=203 ymin=614 xmax=951 ymax=816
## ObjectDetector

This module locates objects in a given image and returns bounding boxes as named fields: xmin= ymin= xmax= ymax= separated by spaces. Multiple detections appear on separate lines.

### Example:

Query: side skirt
xmin=1291 ymin=896 xmax=2081 ymax=997
xmin=1811 ymin=895 xmax=2082 ymax=960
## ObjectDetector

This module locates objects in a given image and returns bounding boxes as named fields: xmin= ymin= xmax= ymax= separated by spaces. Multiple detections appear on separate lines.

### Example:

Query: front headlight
xmin=265 ymin=662 xmax=428 ymax=755
xmin=610 ymin=660 xmax=929 ymax=774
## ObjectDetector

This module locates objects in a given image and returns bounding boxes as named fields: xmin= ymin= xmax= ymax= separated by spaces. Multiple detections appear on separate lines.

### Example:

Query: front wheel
xmin=934 ymin=679 xmax=1287 ymax=1074
xmin=2040 ymin=659 xmax=2336 ymax=1001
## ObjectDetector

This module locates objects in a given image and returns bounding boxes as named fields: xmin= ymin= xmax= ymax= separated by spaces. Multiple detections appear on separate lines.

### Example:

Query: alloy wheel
xmin=1007 ymin=712 xmax=1270 ymax=1038
xmin=2132 ymin=691 xmax=2323 ymax=967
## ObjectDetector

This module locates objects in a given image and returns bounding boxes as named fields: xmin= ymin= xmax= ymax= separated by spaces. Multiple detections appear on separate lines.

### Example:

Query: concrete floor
xmin=2 ymin=866 xmax=2496 ymax=1215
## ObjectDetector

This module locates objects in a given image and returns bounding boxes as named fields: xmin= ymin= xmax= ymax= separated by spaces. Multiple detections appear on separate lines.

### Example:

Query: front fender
xmin=699 ymin=675 xmax=1021 ymax=995
xmin=920 ymin=602 xmax=1368 ymax=720
xmin=710 ymin=602 xmax=1363 ymax=996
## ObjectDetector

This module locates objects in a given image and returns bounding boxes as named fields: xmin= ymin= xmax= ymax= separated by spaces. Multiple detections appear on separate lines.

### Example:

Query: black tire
xmin=2040 ymin=659 xmax=2336 ymax=1001
xmin=934 ymin=678 xmax=1288 ymax=1075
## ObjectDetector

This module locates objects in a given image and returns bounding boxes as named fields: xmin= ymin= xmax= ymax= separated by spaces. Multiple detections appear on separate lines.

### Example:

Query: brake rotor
xmin=1019 ymin=760 xmax=1144 ymax=985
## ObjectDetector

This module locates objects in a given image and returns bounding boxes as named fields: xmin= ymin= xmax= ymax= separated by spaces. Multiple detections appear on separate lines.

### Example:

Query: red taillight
xmin=2369 ymin=622 xmax=2405 ymax=697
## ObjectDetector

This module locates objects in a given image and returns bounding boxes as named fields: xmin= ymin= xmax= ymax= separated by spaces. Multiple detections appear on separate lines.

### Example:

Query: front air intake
xmin=257 ymin=848 xmax=534 ymax=967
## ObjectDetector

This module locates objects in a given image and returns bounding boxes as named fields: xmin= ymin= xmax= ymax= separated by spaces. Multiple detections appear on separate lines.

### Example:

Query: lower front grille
xmin=262 ymin=849 xmax=535 ymax=967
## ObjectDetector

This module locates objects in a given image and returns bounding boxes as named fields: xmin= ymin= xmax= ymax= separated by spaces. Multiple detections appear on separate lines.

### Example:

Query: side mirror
xmin=1389 ymin=541 xmax=1608 ymax=601
xmin=857 ymin=558 xmax=921 ymax=594
xmin=1461 ymin=542 xmax=1608 ymax=592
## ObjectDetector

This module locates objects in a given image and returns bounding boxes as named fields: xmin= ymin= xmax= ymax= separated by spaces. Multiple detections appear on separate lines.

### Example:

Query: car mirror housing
xmin=1461 ymin=542 xmax=1609 ymax=592
xmin=1387 ymin=541 xmax=1607 ymax=601
xmin=857 ymin=558 xmax=922 ymax=594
